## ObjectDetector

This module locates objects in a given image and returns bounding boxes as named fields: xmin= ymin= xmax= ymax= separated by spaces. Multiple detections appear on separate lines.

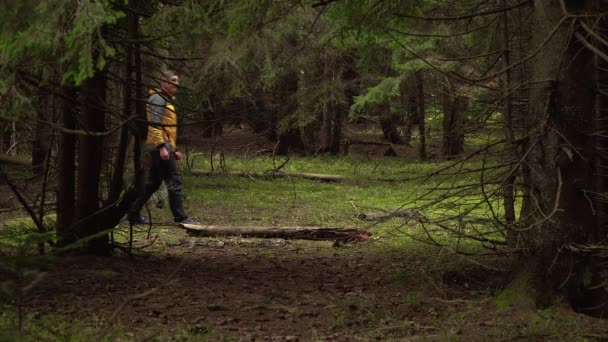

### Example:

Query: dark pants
xmin=128 ymin=150 xmax=188 ymax=222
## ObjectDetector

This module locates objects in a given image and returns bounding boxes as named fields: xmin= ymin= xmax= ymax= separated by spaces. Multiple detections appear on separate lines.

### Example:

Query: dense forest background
xmin=1 ymin=0 xmax=608 ymax=339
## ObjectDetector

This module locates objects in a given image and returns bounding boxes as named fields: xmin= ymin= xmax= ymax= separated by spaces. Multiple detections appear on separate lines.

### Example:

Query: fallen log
xmin=190 ymin=169 xmax=345 ymax=183
xmin=358 ymin=209 xmax=424 ymax=221
xmin=179 ymin=224 xmax=371 ymax=243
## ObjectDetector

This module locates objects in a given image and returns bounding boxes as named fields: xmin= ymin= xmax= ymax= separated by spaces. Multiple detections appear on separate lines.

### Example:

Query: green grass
xmin=0 ymin=153 xmax=512 ymax=255
xmin=0 ymin=215 xmax=56 ymax=245
xmin=156 ymin=154 xmax=510 ymax=254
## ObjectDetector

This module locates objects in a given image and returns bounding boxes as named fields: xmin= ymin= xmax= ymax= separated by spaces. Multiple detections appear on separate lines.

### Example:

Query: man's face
xmin=162 ymin=75 xmax=179 ymax=95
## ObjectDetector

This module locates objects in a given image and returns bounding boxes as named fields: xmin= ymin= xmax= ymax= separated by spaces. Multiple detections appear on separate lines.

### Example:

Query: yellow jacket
xmin=145 ymin=88 xmax=177 ymax=150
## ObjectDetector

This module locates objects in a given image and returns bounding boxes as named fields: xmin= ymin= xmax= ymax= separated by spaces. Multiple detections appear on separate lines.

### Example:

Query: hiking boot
xmin=176 ymin=218 xmax=200 ymax=225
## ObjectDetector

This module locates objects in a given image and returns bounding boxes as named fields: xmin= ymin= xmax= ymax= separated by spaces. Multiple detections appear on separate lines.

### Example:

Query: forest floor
xmin=2 ymin=126 xmax=608 ymax=341
xmin=24 ymin=233 xmax=608 ymax=341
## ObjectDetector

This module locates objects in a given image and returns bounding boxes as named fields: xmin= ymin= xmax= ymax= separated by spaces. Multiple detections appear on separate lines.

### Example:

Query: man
xmin=127 ymin=70 xmax=199 ymax=225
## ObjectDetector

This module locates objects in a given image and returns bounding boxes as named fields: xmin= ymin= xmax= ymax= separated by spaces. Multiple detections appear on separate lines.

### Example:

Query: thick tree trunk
xmin=74 ymin=70 xmax=109 ymax=254
xmin=56 ymin=86 xmax=77 ymax=247
xmin=512 ymin=0 xmax=607 ymax=315
xmin=592 ymin=0 xmax=608 ymax=246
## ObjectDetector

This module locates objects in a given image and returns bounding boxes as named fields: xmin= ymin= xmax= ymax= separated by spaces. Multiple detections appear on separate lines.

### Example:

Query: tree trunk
xmin=132 ymin=11 xmax=146 ymax=210
xmin=275 ymin=73 xmax=304 ymax=155
xmin=501 ymin=0 xmax=517 ymax=237
xmin=73 ymin=69 xmax=109 ymax=254
xmin=56 ymin=86 xmax=77 ymax=247
xmin=32 ymin=95 xmax=51 ymax=175
xmin=245 ymin=98 xmax=273 ymax=135
xmin=402 ymin=105 xmax=414 ymax=146
xmin=320 ymin=109 xmax=334 ymax=152
xmin=415 ymin=71 xmax=426 ymax=160
xmin=400 ymin=71 xmax=425 ymax=158
xmin=319 ymin=103 xmax=344 ymax=155
xmin=592 ymin=0 xmax=608 ymax=246
xmin=403 ymin=81 xmax=417 ymax=147
xmin=441 ymin=78 xmax=466 ymax=159
xmin=331 ymin=104 xmax=344 ymax=155
xmin=108 ymin=3 xmax=135 ymax=205
xmin=379 ymin=103 xmax=402 ymax=144
xmin=319 ymin=59 xmax=347 ymax=155
xmin=276 ymin=128 xmax=305 ymax=155
xmin=512 ymin=0 xmax=607 ymax=315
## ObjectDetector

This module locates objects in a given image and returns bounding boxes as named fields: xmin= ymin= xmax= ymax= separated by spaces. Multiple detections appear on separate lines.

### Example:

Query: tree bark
xmin=73 ymin=69 xmax=109 ymax=254
xmin=320 ymin=108 xmax=334 ymax=152
xmin=32 ymin=95 xmax=51 ymax=175
xmin=319 ymin=57 xmax=348 ymax=155
xmin=275 ymin=73 xmax=304 ymax=155
xmin=513 ymin=0 xmax=607 ymax=315
xmin=56 ymin=86 xmax=77 ymax=247
xmin=379 ymin=104 xmax=402 ymax=144
xmin=415 ymin=71 xmax=426 ymax=160
xmin=108 ymin=3 xmax=136 ymax=205
xmin=501 ymin=0 xmax=517 ymax=237
xmin=441 ymin=78 xmax=467 ymax=159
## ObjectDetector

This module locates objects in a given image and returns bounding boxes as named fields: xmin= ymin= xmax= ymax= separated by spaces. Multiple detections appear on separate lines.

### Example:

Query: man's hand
xmin=160 ymin=146 xmax=170 ymax=160
xmin=174 ymin=151 xmax=182 ymax=160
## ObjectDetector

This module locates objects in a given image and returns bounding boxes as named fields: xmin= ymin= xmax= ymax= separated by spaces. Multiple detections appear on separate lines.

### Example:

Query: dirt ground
xmin=22 ymin=226 xmax=606 ymax=341
xmin=5 ymin=128 xmax=608 ymax=340
xmin=25 ymin=228 xmax=495 ymax=341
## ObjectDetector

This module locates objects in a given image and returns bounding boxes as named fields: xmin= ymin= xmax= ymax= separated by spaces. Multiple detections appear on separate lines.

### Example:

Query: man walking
xmin=127 ymin=70 xmax=199 ymax=225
